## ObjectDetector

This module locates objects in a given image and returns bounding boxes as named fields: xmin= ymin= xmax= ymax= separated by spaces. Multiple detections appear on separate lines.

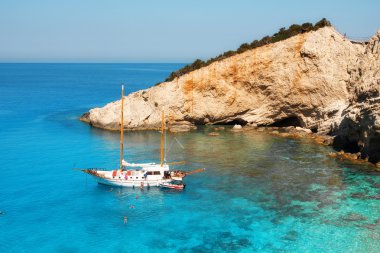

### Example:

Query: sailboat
xmin=82 ymin=85 xmax=177 ymax=187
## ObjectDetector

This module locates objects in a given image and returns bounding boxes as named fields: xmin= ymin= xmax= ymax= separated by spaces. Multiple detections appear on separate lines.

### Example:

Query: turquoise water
xmin=0 ymin=63 xmax=379 ymax=253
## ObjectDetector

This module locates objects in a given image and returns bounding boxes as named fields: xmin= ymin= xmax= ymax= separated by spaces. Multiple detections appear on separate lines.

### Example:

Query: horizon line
xmin=0 ymin=62 xmax=190 ymax=64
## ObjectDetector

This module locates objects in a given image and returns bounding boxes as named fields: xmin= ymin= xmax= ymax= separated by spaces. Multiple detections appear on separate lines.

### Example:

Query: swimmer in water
xmin=124 ymin=216 xmax=128 ymax=224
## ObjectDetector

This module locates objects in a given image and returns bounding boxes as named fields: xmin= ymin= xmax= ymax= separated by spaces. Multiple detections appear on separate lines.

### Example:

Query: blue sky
xmin=1 ymin=0 xmax=379 ymax=62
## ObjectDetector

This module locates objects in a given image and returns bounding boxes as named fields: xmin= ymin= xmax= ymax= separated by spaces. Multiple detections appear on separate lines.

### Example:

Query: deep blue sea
xmin=0 ymin=63 xmax=379 ymax=253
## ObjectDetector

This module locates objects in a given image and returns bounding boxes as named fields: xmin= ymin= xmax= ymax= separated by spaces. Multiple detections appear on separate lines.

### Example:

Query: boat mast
xmin=120 ymin=85 xmax=124 ymax=170
xmin=160 ymin=111 xmax=165 ymax=167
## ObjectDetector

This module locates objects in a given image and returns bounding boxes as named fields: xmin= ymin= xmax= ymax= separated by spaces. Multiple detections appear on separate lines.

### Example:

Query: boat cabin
xmin=112 ymin=163 xmax=170 ymax=180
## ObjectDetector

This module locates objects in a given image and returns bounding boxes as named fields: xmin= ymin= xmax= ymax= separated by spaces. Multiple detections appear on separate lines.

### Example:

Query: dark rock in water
xmin=350 ymin=192 xmax=367 ymax=199
xmin=282 ymin=230 xmax=298 ymax=241
xmin=342 ymin=212 xmax=367 ymax=222
xmin=237 ymin=238 xmax=251 ymax=247
xmin=198 ymin=231 xmax=252 ymax=252
xmin=351 ymin=192 xmax=367 ymax=199
xmin=79 ymin=112 xmax=90 ymax=123
xmin=328 ymin=149 xmax=380 ymax=166
xmin=317 ymin=200 xmax=334 ymax=209
xmin=366 ymin=178 xmax=376 ymax=184
xmin=218 ymin=231 xmax=233 ymax=239
xmin=270 ymin=217 xmax=282 ymax=225
xmin=365 ymin=178 xmax=380 ymax=188
xmin=185 ymin=245 xmax=210 ymax=253
xmin=360 ymin=218 xmax=380 ymax=230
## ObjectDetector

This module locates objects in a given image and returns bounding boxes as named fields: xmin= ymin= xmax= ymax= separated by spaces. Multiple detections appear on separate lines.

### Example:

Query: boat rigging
xmin=79 ymin=85 xmax=203 ymax=188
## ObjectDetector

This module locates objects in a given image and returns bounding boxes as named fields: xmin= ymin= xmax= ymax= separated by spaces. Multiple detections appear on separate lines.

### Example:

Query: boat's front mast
xmin=160 ymin=111 xmax=165 ymax=167
xmin=120 ymin=85 xmax=124 ymax=171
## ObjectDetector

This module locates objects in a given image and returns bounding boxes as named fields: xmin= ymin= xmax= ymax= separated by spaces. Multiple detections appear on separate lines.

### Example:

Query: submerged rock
xmin=341 ymin=212 xmax=367 ymax=222
xmin=295 ymin=127 xmax=312 ymax=134
xmin=327 ymin=150 xmax=375 ymax=166
xmin=168 ymin=121 xmax=197 ymax=133
xmin=281 ymin=230 xmax=298 ymax=241
xmin=311 ymin=134 xmax=334 ymax=146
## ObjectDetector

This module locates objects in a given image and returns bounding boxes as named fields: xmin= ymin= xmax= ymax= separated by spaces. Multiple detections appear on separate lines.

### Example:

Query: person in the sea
xmin=124 ymin=216 xmax=127 ymax=224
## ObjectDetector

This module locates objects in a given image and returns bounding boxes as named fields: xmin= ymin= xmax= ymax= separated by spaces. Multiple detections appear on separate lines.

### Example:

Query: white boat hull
xmin=84 ymin=164 xmax=173 ymax=188
xmin=96 ymin=176 xmax=172 ymax=187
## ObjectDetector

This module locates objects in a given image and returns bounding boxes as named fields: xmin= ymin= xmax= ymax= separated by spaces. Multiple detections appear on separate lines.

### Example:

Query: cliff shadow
xmin=268 ymin=116 xmax=303 ymax=128
xmin=332 ymin=109 xmax=379 ymax=163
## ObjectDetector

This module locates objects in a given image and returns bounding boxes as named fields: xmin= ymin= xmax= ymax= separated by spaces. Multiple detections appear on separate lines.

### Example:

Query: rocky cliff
xmin=80 ymin=27 xmax=380 ymax=163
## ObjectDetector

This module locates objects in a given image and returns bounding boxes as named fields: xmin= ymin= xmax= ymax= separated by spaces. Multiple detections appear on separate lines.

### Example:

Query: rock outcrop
xmin=80 ymin=27 xmax=380 ymax=163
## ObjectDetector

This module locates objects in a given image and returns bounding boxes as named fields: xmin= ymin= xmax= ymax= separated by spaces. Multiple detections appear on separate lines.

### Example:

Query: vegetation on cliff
xmin=160 ymin=18 xmax=331 ymax=84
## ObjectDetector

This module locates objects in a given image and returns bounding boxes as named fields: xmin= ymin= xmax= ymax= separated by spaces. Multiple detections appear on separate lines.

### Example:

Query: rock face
xmin=81 ymin=27 xmax=380 ymax=163
xmin=333 ymin=31 xmax=380 ymax=163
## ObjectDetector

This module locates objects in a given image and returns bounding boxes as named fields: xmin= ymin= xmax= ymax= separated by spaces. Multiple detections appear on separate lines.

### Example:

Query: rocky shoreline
xmin=208 ymin=124 xmax=380 ymax=169
xmin=261 ymin=126 xmax=380 ymax=169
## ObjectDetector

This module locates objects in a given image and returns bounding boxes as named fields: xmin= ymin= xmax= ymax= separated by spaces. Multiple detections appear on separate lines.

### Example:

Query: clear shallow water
xmin=0 ymin=63 xmax=379 ymax=253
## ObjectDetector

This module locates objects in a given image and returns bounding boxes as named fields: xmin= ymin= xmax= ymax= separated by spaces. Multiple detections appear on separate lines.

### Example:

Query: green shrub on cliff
xmin=160 ymin=18 xmax=331 ymax=84
xmin=314 ymin=18 xmax=331 ymax=29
